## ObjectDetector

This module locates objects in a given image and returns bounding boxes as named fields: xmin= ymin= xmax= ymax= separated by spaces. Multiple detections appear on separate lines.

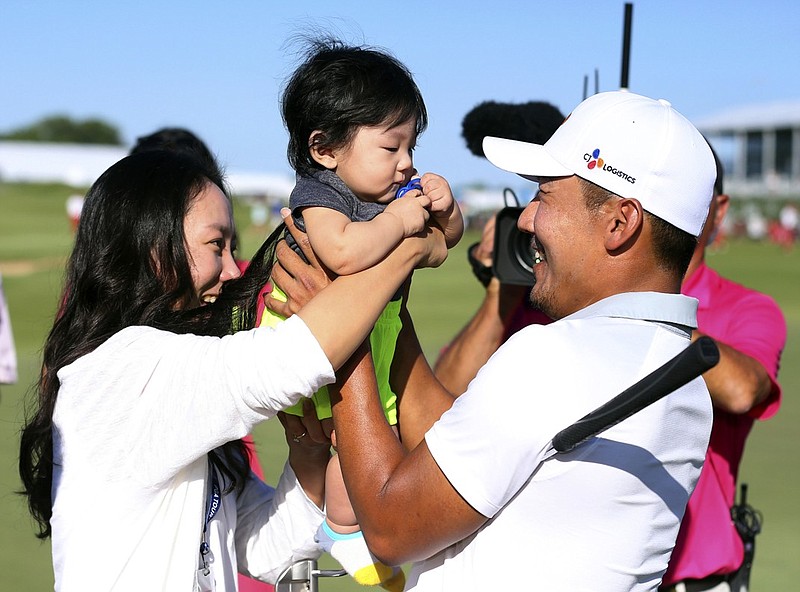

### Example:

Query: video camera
xmin=493 ymin=206 xmax=535 ymax=285
xmin=492 ymin=191 xmax=536 ymax=286
xmin=461 ymin=100 xmax=563 ymax=287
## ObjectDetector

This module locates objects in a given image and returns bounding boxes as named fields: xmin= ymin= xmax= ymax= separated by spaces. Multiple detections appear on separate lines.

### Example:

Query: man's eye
xmin=384 ymin=146 xmax=399 ymax=153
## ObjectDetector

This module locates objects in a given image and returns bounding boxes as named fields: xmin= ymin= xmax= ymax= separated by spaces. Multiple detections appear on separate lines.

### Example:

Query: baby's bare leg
xmin=314 ymin=427 xmax=404 ymax=591
xmin=324 ymin=453 xmax=359 ymax=532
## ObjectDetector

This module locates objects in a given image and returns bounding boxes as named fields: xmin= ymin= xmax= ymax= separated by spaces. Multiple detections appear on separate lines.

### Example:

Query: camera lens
xmin=494 ymin=206 xmax=535 ymax=285
xmin=511 ymin=229 xmax=535 ymax=273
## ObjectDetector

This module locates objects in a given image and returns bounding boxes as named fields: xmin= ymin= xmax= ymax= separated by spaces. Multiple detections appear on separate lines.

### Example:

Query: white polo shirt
xmin=414 ymin=292 xmax=713 ymax=591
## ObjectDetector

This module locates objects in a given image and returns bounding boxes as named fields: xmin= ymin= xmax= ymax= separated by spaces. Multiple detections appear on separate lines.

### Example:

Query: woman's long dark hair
xmin=18 ymin=150 xmax=283 ymax=538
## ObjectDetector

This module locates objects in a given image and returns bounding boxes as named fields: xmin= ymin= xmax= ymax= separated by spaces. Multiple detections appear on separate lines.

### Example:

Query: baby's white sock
xmin=315 ymin=522 xmax=405 ymax=591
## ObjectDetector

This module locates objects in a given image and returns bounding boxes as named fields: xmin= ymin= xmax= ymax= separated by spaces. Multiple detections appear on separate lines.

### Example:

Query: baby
xmin=261 ymin=37 xmax=463 ymax=591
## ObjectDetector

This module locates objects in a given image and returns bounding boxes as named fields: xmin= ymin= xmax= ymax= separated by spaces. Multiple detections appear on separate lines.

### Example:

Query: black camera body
xmin=492 ymin=206 xmax=536 ymax=286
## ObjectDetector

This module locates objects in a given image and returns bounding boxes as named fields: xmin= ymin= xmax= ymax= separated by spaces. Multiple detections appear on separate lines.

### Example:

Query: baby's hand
xmin=420 ymin=172 xmax=464 ymax=249
xmin=385 ymin=193 xmax=431 ymax=237
xmin=420 ymin=173 xmax=455 ymax=217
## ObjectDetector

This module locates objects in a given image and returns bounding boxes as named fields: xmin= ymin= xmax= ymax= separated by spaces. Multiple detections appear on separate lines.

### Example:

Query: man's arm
xmin=433 ymin=283 xmax=503 ymax=394
xmin=329 ymin=341 xmax=487 ymax=566
xmin=694 ymin=331 xmax=775 ymax=415
xmin=693 ymin=281 xmax=786 ymax=416
xmin=392 ymin=298 xmax=457 ymax=449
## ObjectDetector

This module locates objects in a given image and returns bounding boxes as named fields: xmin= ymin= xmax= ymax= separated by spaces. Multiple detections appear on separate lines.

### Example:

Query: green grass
xmin=1 ymin=183 xmax=798 ymax=590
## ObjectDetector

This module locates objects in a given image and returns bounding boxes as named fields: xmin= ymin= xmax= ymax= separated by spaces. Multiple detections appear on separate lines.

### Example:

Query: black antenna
xmin=620 ymin=3 xmax=633 ymax=90
xmin=594 ymin=68 xmax=599 ymax=94
xmin=583 ymin=75 xmax=588 ymax=100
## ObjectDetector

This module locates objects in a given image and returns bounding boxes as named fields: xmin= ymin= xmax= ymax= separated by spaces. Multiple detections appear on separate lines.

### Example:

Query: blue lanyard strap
xmin=199 ymin=460 xmax=221 ymax=568
xmin=204 ymin=467 xmax=221 ymax=530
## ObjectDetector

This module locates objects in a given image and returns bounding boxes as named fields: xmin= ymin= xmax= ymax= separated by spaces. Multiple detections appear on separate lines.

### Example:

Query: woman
xmin=18 ymin=150 xmax=445 ymax=591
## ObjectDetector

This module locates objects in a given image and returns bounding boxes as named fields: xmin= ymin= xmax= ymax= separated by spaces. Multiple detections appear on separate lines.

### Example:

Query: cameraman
xmin=434 ymin=214 xmax=551 ymax=395
xmin=434 ymin=100 xmax=562 ymax=395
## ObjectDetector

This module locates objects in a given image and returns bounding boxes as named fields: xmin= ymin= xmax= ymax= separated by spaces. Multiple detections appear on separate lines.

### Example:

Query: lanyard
xmin=199 ymin=460 xmax=221 ymax=573
xmin=204 ymin=467 xmax=221 ymax=531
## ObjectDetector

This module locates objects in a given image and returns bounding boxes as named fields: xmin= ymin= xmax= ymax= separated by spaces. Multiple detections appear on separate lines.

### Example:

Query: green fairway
xmin=1 ymin=182 xmax=797 ymax=590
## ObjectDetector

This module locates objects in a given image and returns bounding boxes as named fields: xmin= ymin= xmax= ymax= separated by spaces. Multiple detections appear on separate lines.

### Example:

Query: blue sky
xmin=3 ymin=0 xmax=799 ymax=191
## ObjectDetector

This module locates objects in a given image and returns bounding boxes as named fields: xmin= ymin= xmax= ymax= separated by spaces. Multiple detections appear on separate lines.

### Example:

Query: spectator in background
xmin=776 ymin=202 xmax=798 ymax=249
xmin=0 ymin=274 xmax=18 ymax=392
xmin=130 ymin=127 xmax=224 ymax=178
xmin=779 ymin=202 xmax=798 ymax=238
xmin=65 ymin=193 xmax=84 ymax=232
xmin=659 ymin=148 xmax=786 ymax=592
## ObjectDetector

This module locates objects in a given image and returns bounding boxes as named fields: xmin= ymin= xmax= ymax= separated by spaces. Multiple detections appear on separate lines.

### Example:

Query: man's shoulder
xmin=702 ymin=265 xmax=782 ymax=311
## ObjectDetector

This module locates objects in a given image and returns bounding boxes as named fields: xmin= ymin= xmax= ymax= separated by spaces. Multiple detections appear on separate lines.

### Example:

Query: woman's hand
xmin=278 ymin=402 xmax=331 ymax=509
xmin=265 ymin=208 xmax=335 ymax=318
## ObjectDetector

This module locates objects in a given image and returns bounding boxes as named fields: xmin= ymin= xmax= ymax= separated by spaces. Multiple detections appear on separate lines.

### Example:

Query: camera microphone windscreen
xmin=461 ymin=100 xmax=563 ymax=287
xmin=461 ymin=101 xmax=565 ymax=158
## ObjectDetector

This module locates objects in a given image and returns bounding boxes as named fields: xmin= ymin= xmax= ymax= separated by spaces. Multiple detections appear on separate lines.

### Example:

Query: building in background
xmin=696 ymin=99 xmax=800 ymax=200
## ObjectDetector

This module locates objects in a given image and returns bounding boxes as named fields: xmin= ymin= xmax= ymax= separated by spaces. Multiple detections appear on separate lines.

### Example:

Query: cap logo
xmin=583 ymin=148 xmax=636 ymax=185
xmin=586 ymin=148 xmax=604 ymax=170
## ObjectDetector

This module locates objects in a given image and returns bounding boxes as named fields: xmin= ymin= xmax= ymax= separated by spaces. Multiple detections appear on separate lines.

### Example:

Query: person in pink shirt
xmin=658 ymin=151 xmax=786 ymax=592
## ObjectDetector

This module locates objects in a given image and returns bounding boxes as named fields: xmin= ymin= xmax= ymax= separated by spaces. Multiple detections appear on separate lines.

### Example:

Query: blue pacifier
xmin=395 ymin=178 xmax=423 ymax=199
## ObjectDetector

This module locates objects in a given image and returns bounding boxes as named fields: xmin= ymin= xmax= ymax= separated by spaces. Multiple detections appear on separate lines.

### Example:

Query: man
xmin=434 ymin=101 xmax=561 ymax=396
xmin=327 ymin=91 xmax=718 ymax=590
xmin=435 ymin=136 xmax=786 ymax=591
xmin=659 ymin=152 xmax=786 ymax=591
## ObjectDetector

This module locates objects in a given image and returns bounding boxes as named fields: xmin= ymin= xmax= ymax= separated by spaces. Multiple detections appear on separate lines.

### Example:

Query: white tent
xmin=0 ymin=140 xmax=294 ymax=201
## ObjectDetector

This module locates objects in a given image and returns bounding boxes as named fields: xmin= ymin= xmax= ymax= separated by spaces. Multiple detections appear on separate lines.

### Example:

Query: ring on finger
xmin=292 ymin=431 xmax=307 ymax=443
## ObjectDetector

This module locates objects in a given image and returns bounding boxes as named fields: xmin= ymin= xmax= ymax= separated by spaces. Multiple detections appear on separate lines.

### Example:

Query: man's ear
xmin=605 ymin=197 xmax=643 ymax=251
xmin=713 ymin=193 xmax=730 ymax=229
xmin=309 ymin=131 xmax=337 ymax=170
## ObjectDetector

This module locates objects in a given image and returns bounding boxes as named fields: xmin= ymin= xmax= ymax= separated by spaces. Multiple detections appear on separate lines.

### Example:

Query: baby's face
xmin=333 ymin=119 xmax=417 ymax=204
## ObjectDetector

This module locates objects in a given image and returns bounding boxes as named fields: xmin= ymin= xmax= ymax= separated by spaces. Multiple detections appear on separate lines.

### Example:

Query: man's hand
xmin=265 ymin=209 xmax=334 ymax=318
xmin=472 ymin=214 xmax=497 ymax=267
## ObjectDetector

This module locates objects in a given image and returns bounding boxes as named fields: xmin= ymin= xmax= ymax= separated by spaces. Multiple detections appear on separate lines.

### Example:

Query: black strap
xmin=199 ymin=460 xmax=221 ymax=572
xmin=552 ymin=337 xmax=719 ymax=453
xmin=467 ymin=242 xmax=494 ymax=288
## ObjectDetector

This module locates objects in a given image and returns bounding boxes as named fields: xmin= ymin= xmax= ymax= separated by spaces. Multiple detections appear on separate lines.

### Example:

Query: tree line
xmin=0 ymin=115 xmax=122 ymax=145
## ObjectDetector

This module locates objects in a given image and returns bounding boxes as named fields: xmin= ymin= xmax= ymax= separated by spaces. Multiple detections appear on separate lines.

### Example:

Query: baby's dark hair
xmin=282 ymin=36 xmax=428 ymax=176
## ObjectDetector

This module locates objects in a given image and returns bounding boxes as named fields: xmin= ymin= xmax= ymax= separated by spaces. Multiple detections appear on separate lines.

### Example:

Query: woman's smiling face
xmin=182 ymin=182 xmax=241 ymax=309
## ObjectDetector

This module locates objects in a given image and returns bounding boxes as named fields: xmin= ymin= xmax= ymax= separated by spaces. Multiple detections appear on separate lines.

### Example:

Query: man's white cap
xmin=483 ymin=91 xmax=716 ymax=237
